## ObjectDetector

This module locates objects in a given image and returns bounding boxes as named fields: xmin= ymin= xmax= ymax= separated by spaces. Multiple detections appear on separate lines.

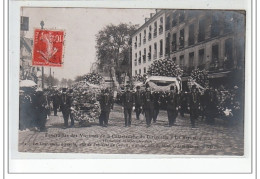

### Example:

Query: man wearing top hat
xmin=165 ymin=85 xmax=179 ymax=127
xmin=134 ymin=86 xmax=143 ymax=120
xmin=99 ymin=88 xmax=113 ymax=127
xmin=142 ymin=84 xmax=154 ymax=127
xmin=188 ymin=85 xmax=200 ymax=128
xmin=60 ymin=88 xmax=73 ymax=128
xmin=121 ymin=85 xmax=135 ymax=127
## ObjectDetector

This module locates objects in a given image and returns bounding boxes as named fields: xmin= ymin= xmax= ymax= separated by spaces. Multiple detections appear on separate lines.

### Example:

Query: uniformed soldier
xmin=99 ymin=88 xmax=113 ymax=127
xmin=60 ymin=88 xmax=73 ymax=128
xmin=142 ymin=84 xmax=154 ymax=127
xmin=134 ymin=86 xmax=143 ymax=120
xmin=165 ymin=85 xmax=179 ymax=127
xmin=188 ymin=85 xmax=200 ymax=128
xmin=121 ymin=85 xmax=135 ymax=127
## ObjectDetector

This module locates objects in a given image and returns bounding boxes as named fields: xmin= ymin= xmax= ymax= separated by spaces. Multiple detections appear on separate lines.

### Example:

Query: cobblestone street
xmin=19 ymin=104 xmax=244 ymax=155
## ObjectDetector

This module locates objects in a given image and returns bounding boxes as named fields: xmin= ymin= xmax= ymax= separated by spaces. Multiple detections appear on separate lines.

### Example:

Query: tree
xmin=74 ymin=75 xmax=85 ymax=82
xmin=95 ymin=23 xmax=138 ymax=80
xmin=60 ymin=78 xmax=67 ymax=87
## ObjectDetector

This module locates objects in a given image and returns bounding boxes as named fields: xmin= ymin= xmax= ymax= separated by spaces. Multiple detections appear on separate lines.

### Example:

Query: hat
xmin=136 ymin=86 xmax=140 ymax=89
xmin=170 ymin=85 xmax=175 ymax=90
xmin=145 ymin=83 xmax=150 ymax=88
xmin=69 ymin=89 xmax=73 ymax=93
xmin=125 ymin=85 xmax=130 ymax=88
xmin=62 ymin=88 xmax=67 ymax=92
xmin=192 ymin=85 xmax=197 ymax=89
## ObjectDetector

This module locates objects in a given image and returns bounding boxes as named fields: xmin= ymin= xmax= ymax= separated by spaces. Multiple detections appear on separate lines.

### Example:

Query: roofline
xmin=131 ymin=9 xmax=166 ymax=38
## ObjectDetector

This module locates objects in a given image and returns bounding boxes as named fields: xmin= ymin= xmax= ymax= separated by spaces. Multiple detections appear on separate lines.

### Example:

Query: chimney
xmin=145 ymin=18 xmax=150 ymax=22
xmin=150 ymin=13 xmax=155 ymax=18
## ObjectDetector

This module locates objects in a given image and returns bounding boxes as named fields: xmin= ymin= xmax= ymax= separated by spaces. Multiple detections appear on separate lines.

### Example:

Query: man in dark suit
xmin=33 ymin=89 xmax=48 ymax=132
xmin=134 ymin=86 xmax=143 ymax=120
xmin=188 ymin=85 xmax=200 ymax=128
xmin=51 ymin=90 xmax=61 ymax=116
xmin=165 ymin=85 xmax=179 ymax=127
xmin=153 ymin=91 xmax=161 ymax=123
xmin=142 ymin=85 xmax=154 ymax=127
xmin=121 ymin=85 xmax=135 ymax=127
xmin=99 ymin=88 xmax=113 ymax=127
xmin=204 ymin=87 xmax=218 ymax=125
xmin=60 ymin=88 xmax=73 ymax=128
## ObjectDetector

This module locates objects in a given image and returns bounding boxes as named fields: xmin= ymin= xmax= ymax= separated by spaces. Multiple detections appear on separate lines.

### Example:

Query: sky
xmin=21 ymin=8 xmax=155 ymax=80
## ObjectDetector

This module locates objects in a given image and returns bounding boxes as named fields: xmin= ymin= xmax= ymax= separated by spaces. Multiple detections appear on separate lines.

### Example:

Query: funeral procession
xmin=18 ymin=9 xmax=245 ymax=155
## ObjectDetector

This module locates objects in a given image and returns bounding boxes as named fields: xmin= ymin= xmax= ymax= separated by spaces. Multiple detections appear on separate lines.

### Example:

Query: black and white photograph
xmin=18 ymin=7 xmax=246 ymax=156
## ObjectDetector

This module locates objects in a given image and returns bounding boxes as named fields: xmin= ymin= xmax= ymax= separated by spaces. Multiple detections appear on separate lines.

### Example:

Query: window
xmin=179 ymin=29 xmax=184 ymax=49
xmin=198 ymin=19 xmax=205 ymax=42
xmin=165 ymin=33 xmax=170 ymax=56
xmin=143 ymin=30 xmax=146 ymax=44
xmin=134 ymin=53 xmax=137 ymax=66
xmin=139 ymin=33 xmax=141 ymax=46
xmin=143 ymin=48 xmax=146 ymax=63
xmin=144 ymin=67 xmax=146 ymax=74
xmin=134 ymin=36 xmax=137 ymax=48
xmin=148 ymin=25 xmax=152 ymax=40
xmin=159 ymin=17 xmax=163 ymax=34
xmin=198 ymin=49 xmax=205 ymax=66
xmin=148 ymin=45 xmax=152 ymax=60
xmin=172 ymin=12 xmax=177 ymax=27
xmin=139 ymin=69 xmax=141 ymax=75
xmin=224 ymin=38 xmax=233 ymax=69
xmin=138 ymin=51 xmax=141 ymax=64
xmin=172 ymin=33 xmax=177 ymax=52
xmin=160 ymin=39 xmax=163 ymax=57
xmin=179 ymin=10 xmax=185 ymax=23
xmin=166 ymin=15 xmax=170 ymax=30
xmin=179 ymin=55 xmax=184 ymax=68
xmin=154 ymin=21 xmax=157 ymax=37
xmin=211 ymin=13 xmax=220 ymax=37
xmin=223 ymin=12 xmax=234 ymax=33
xmin=188 ymin=24 xmax=195 ymax=46
xmin=212 ymin=44 xmax=219 ymax=63
xmin=135 ymin=70 xmax=137 ymax=75
xmin=154 ymin=43 xmax=157 ymax=59
xmin=172 ymin=57 xmax=176 ymax=63
xmin=189 ymin=52 xmax=194 ymax=68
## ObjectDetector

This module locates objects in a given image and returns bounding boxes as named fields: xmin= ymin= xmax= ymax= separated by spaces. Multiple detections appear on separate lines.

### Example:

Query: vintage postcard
xmin=18 ymin=7 xmax=246 ymax=156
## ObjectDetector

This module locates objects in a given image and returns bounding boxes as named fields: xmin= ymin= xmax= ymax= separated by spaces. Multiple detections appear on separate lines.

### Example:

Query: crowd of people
xmin=19 ymin=82 xmax=242 ymax=131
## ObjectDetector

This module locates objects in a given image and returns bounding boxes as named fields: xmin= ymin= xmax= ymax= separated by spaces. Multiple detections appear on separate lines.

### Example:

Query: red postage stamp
xmin=32 ymin=29 xmax=64 ymax=67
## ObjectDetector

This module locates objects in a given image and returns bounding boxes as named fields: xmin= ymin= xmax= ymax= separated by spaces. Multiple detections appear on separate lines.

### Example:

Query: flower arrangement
xmin=147 ymin=58 xmax=183 ymax=77
xmin=83 ymin=72 xmax=104 ymax=85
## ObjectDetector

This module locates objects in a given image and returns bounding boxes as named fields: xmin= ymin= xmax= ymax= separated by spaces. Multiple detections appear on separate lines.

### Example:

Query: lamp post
xmin=40 ymin=20 xmax=45 ymax=89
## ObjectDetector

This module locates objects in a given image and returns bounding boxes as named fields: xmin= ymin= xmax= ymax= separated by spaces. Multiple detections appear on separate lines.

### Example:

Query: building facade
xmin=131 ymin=10 xmax=245 ymax=86
xmin=131 ymin=10 xmax=166 ymax=76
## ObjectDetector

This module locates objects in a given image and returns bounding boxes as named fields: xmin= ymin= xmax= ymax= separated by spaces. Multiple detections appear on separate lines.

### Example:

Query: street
xmin=19 ymin=104 xmax=244 ymax=155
